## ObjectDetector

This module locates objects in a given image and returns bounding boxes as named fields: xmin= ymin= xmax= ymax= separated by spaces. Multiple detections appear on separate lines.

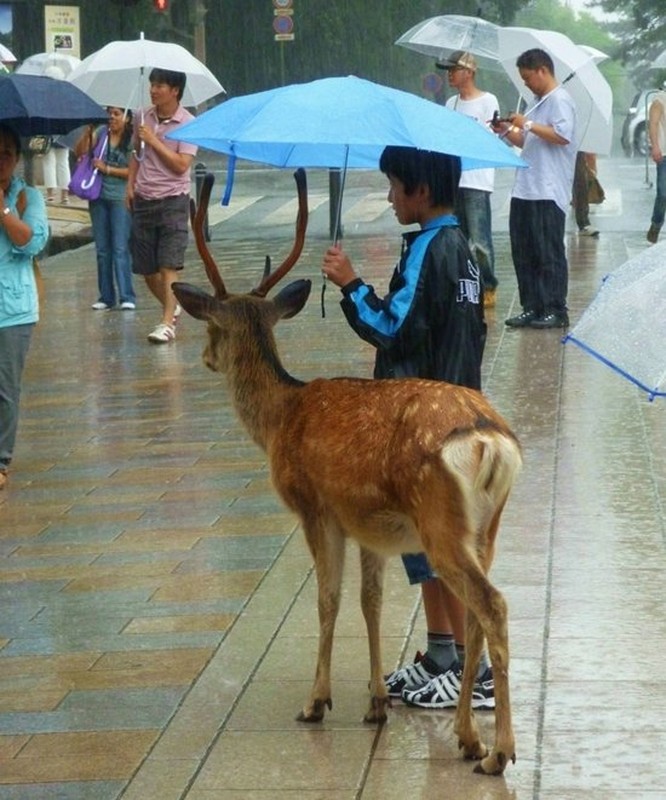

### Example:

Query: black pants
xmin=509 ymin=197 xmax=568 ymax=316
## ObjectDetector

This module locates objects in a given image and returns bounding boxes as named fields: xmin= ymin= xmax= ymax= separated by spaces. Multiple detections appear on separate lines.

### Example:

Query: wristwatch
xmin=523 ymin=120 xmax=534 ymax=132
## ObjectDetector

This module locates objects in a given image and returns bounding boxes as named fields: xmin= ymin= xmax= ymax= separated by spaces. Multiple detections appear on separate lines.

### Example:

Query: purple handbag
xmin=68 ymin=131 xmax=108 ymax=201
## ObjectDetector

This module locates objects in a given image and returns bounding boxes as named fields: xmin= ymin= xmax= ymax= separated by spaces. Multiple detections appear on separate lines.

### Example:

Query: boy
xmin=321 ymin=146 xmax=494 ymax=709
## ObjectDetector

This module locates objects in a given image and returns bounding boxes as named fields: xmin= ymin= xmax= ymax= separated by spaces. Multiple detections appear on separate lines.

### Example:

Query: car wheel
xmin=635 ymin=123 xmax=648 ymax=157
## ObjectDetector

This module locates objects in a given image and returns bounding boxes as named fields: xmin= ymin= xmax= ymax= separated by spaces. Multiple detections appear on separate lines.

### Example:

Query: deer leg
xmin=440 ymin=559 xmax=514 ymax=776
xmin=359 ymin=547 xmax=389 ymax=723
xmin=297 ymin=520 xmax=346 ymax=723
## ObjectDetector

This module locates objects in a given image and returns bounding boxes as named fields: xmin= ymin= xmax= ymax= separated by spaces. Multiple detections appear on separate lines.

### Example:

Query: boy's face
xmin=386 ymin=175 xmax=424 ymax=225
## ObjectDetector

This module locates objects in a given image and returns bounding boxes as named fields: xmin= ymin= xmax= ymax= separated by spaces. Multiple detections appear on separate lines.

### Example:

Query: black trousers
xmin=509 ymin=197 xmax=568 ymax=316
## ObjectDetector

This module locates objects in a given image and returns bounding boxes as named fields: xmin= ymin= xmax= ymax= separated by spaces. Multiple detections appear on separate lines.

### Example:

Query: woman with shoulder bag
xmin=74 ymin=107 xmax=136 ymax=310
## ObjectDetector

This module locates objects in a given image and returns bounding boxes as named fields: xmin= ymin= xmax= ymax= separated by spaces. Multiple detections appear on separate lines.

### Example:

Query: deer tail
xmin=441 ymin=429 xmax=522 ymax=527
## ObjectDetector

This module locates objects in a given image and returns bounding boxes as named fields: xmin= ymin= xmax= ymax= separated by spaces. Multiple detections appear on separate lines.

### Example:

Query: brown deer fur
xmin=171 ymin=171 xmax=522 ymax=776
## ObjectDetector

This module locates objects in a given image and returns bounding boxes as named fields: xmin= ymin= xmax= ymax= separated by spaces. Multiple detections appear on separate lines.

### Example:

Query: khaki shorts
xmin=130 ymin=195 xmax=190 ymax=275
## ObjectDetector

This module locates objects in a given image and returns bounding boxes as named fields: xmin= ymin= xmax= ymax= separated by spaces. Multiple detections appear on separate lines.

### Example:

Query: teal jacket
xmin=0 ymin=176 xmax=50 ymax=329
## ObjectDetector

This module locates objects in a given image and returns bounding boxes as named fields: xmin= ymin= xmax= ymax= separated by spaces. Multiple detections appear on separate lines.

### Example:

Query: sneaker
xmin=529 ymin=312 xmax=569 ymax=329
xmin=505 ymin=310 xmax=536 ymax=328
xmin=647 ymin=224 xmax=661 ymax=244
xmin=120 ymin=302 xmax=136 ymax=310
xmin=483 ymin=288 xmax=497 ymax=308
xmin=402 ymin=663 xmax=496 ymax=710
xmin=91 ymin=301 xmax=112 ymax=311
xmin=579 ymin=225 xmax=599 ymax=237
xmin=147 ymin=323 xmax=176 ymax=344
xmin=172 ymin=304 xmax=182 ymax=327
xmin=384 ymin=651 xmax=439 ymax=698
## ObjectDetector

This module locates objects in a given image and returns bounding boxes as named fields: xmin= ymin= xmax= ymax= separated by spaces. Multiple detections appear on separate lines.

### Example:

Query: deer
xmin=172 ymin=169 xmax=522 ymax=777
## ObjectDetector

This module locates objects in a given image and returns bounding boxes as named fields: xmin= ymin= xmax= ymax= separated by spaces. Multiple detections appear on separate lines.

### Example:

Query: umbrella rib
xmin=565 ymin=334 xmax=665 ymax=398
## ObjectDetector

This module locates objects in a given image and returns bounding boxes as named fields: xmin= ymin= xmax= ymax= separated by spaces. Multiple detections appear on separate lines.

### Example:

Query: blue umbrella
xmin=0 ymin=73 xmax=107 ymax=136
xmin=169 ymin=75 xmax=524 ymax=170
xmin=167 ymin=75 xmax=525 ymax=217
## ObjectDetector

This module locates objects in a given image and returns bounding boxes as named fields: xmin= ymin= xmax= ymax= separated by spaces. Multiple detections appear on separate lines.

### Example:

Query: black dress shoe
xmin=529 ymin=312 xmax=570 ymax=329
xmin=505 ymin=310 xmax=536 ymax=328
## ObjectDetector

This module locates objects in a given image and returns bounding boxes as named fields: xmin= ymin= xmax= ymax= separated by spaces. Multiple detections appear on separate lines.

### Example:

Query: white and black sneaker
xmin=402 ymin=662 xmax=495 ymax=710
xmin=384 ymin=651 xmax=440 ymax=698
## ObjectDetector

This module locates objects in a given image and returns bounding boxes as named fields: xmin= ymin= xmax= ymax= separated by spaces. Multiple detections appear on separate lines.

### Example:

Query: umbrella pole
xmin=321 ymin=149 xmax=349 ymax=318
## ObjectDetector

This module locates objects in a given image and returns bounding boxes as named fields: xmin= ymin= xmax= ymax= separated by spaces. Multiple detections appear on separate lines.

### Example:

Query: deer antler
xmin=191 ymin=173 xmax=228 ymax=300
xmin=251 ymin=168 xmax=309 ymax=298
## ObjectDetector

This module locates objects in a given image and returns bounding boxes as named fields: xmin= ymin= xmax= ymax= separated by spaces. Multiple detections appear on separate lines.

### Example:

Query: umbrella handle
xmin=80 ymin=169 xmax=99 ymax=190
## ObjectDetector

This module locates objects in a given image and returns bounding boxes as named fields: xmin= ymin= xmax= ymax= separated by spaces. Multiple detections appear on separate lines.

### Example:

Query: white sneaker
xmin=120 ymin=302 xmax=136 ymax=310
xmin=91 ymin=301 xmax=111 ymax=310
xmin=147 ymin=323 xmax=176 ymax=344
xmin=172 ymin=304 xmax=182 ymax=326
xmin=579 ymin=226 xmax=599 ymax=237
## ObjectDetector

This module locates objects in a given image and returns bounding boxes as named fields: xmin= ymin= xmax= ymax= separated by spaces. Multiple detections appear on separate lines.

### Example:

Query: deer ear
xmin=172 ymin=282 xmax=221 ymax=321
xmin=272 ymin=279 xmax=312 ymax=319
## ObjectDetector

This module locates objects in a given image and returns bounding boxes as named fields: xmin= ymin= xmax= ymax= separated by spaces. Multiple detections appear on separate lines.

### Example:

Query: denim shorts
xmin=401 ymin=552 xmax=437 ymax=584
xmin=130 ymin=195 xmax=189 ymax=275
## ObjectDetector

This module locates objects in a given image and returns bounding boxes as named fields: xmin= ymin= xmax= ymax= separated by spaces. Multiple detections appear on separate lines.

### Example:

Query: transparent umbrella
xmin=564 ymin=244 xmax=666 ymax=400
xmin=395 ymin=14 xmax=502 ymax=71
xmin=16 ymin=52 xmax=81 ymax=77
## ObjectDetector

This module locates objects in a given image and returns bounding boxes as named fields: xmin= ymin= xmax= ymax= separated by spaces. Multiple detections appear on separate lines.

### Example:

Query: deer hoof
xmin=363 ymin=695 xmax=391 ymax=724
xmin=472 ymin=749 xmax=515 ymax=776
xmin=296 ymin=697 xmax=332 ymax=723
xmin=458 ymin=737 xmax=488 ymax=762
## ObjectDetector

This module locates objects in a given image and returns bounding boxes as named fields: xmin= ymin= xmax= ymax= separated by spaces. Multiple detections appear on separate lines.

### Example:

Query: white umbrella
xmin=578 ymin=44 xmax=610 ymax=65
xmin=16 ymin=51 xmax=81 ymax=77
xmin=0 ymin=43 xmax=16 ymax=64
xmin=564 ymin=243 xmax=666 ymax=400
xmin=498 ymin=27 xmax=613 ymax=155
xmin=67 ymin=34 xmax=224 ymax=110
xmin=395 ymin=15 xmax=503 ymax=71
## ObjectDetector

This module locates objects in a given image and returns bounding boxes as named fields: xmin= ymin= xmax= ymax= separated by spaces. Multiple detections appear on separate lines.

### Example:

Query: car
xmin=621 ymin=88 xmax=663 ymax=157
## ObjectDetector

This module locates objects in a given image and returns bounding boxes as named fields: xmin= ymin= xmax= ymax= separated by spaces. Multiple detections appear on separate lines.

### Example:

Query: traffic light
xmin=154 ymin=0 xmax=168 ymax=11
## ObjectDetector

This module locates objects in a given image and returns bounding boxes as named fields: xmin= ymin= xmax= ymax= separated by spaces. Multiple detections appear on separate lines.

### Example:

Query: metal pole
xmin=329 ymin=168 xmax=343 ymax=242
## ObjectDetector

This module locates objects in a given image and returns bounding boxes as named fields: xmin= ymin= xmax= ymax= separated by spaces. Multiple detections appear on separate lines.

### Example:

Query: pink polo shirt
xmin=133 ymin=104 xmax=198 ymax=200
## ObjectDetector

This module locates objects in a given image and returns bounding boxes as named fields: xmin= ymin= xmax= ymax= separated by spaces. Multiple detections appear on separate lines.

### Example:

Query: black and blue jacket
xmin=340 ymin=215 xmax=486 ymax=390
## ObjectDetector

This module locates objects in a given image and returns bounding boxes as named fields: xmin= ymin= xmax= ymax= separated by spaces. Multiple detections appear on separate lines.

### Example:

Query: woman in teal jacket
xmin=0 ymin=123 xmax=50 ymax=490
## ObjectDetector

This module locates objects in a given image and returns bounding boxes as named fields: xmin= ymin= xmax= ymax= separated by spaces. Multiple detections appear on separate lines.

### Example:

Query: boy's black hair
xmin=148 ymin=68 xmax=187 ymax=102
xmin=379 ymin=146 xmax=461 ymax=208
xmin=516 ymin=48 xmax=555 ymax=76
xmin=0 ymin=124 xmax=21 ymax=157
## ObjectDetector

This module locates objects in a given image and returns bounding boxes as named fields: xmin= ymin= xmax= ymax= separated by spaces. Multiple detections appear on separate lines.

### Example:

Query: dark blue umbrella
xmin=0 ymin=73 xmax=107 ymax=136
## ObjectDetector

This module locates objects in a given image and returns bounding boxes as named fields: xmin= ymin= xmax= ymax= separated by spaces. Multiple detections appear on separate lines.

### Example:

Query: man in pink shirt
xmin=127 ymin=68 xmax=198 ymax=344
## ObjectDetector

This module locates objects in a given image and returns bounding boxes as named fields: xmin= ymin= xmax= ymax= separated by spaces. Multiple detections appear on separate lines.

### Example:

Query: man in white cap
xmin=438 ymin=50 xmax=500 ymax=308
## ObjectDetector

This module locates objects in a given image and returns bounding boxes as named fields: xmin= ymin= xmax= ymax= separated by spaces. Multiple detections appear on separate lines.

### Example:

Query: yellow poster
xmin=44 ymin=5 xmax=80 ymax=57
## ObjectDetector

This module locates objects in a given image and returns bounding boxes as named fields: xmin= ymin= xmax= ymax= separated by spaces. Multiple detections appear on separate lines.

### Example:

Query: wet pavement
xmin=1 ymin=155 xmax=665 ymax=799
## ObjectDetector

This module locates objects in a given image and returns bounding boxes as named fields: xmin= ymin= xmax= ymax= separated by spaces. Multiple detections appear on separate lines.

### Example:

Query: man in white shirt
xmin=438 ymin=51 xmax=500 ymax=308
xmin=491 ymin=48 xmax=577 ymax=329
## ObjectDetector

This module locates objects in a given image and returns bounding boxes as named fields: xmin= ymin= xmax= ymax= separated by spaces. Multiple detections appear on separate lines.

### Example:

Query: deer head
xmin=172 ymin=168 xmax=311 ymax=373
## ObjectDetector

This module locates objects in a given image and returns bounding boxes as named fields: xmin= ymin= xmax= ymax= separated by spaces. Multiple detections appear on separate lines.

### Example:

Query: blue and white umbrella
xmin=564 ymin=243 xmax=666 ymax=401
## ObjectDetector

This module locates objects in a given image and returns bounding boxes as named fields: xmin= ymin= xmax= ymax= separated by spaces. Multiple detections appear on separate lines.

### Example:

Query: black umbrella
xmin=0 ymin=73 xmax=107 ymax=136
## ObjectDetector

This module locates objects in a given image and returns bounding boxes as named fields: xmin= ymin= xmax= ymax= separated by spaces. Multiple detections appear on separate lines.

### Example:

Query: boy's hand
xmin=322 ymin=245 xmax=356 ymax=288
